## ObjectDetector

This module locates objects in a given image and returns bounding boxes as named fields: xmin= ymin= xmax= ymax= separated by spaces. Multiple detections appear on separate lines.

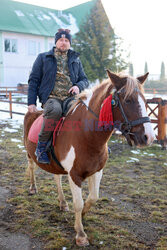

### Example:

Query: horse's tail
xmin=23 ymin=111 xmax=42 ymax=148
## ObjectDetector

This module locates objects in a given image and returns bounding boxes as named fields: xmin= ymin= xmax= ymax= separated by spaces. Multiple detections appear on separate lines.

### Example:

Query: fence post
xmin=6 ymin=88 xmax=8 ymax=98
xmin=9 ymin=91 xmax=12 ymax=119
xmin=158 ymin=99 xmax=167 ymax=149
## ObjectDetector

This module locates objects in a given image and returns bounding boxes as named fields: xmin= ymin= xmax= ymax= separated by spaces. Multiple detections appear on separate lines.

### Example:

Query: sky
xmin=13 ymin=0 xmax=167 ymax=77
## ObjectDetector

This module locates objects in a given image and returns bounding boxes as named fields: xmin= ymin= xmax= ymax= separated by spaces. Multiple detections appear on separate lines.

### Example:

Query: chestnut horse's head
xmin=107 ymin=70 xmax=155 ymax=147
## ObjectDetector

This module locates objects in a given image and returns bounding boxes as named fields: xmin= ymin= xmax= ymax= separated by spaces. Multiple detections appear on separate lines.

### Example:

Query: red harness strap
xmin=52 ymin=117 xmax=65 ymax=146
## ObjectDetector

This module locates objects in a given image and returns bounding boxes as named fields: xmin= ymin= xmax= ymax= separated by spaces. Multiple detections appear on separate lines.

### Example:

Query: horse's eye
xmin=125 ymin=99 xmax=131 ymax=104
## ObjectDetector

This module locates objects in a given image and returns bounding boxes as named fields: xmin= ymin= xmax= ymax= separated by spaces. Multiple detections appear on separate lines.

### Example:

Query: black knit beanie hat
xmin=55 ymin=29 xmax=72 ymax=44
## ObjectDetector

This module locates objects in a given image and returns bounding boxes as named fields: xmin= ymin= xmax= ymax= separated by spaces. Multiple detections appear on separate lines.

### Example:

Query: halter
xmin=112 ymin=89 xmax=150 ymax=145
xmin=79 ymin=88 xmax=150 ymax=145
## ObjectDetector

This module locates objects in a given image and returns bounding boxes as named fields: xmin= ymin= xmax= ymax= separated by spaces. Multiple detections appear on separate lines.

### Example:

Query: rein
xmin=79 ymin=98 xmax=98 ymax=119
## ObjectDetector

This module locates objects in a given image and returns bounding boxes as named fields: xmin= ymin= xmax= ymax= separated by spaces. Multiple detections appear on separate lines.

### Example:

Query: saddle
xmin=28 ymin=96 xmax=74 ymax=144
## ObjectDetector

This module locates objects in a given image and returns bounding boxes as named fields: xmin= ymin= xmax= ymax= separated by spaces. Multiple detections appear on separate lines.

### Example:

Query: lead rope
xmin=79 ymin=98 xmax=99 ymax=119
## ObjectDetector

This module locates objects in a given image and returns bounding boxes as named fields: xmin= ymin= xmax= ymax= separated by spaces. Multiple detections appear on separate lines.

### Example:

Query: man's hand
xmin=28 ymin=104 xmax=38 ymax=113
xmin=68 ymin=86 xmax=80 ymax=95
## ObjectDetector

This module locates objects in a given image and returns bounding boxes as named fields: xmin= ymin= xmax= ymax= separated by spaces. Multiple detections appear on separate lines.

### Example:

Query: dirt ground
xmin=0 ymin=121 xmax=167 ymax=249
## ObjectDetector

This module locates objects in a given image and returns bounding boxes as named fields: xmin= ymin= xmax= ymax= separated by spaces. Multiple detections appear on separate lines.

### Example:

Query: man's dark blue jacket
xmin=28 ymin=48 xmax=89 ymax=106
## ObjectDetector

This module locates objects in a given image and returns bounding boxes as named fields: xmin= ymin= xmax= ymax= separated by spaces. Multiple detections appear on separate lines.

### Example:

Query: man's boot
xmin=35 ymin=141 xmax=50 ymax=164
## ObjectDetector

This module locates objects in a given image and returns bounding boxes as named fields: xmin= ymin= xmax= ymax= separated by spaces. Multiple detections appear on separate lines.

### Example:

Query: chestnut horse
xmin=24 ymin=71 xmax=155 ymax=246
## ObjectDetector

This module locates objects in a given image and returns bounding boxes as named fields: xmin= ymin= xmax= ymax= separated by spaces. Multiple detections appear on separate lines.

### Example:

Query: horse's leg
xmin=26 ymin=154 xmax=38 ymax=195
xmin=68 ymin=175 xmax=89 ymax=247
xmin=82 ymin=170 xmax=103 ymax=216
xmin=54 ymin=174 xmax=69 ymax=211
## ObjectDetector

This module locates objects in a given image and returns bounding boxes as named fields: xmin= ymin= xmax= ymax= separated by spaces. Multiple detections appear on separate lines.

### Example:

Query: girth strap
xmin=46 ymin=137 xmax=64 ymax=170
xmin=50 ymin=145 xmax=64 ymax=170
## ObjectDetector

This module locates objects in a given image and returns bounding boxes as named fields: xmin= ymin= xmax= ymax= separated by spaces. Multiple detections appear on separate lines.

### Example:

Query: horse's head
xmin=107 ymin=70 xmax=155 ymax=147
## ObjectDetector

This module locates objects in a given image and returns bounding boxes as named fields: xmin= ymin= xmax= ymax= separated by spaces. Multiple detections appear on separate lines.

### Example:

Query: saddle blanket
xmin=28 ymin=115 xmax=43 ymax=144
xmin=28 ymin=115 xmax=64 ymax=144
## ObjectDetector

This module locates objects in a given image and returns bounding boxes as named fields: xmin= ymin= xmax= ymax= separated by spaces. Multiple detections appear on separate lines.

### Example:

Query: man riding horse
xmin=28 ymin=28 xmax=89 ymax=164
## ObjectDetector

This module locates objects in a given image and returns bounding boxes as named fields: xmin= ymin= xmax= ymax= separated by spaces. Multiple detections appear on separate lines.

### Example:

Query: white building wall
xmin=1 ymin=32 xmax=54 ymax=87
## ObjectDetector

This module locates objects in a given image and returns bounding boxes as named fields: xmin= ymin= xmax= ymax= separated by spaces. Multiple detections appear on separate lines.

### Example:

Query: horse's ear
xmin=106 ymin=70 xmax=122 ymax=89
xmin=137 ymin=72 xmax=149 ymax=85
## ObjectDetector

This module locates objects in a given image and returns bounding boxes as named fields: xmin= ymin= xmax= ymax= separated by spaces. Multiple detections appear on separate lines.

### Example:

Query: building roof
xmin=0 ymin=0 xmax=97 ymax=37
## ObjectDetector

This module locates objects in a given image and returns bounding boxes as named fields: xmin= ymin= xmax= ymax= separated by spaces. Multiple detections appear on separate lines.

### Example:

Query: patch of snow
xmin=43 ymin=14 xmax=51 ymax=20
xmin=114 ymin=130 xmax=122 ymax=135
xmin=155 ymin=144 xmax=162 ymax=147
xmin=127 ymin=157 xmax=139 ymax=163
xmin=4 ymin=128 xmax=18 ymax=133
xmin=37 ymin=16 xmax=43 ymax=21
xmin=148 ymin=153 xmax=155 ymax=156
xmin=62 ymin=247 xmax=67 ymax=250
xmin=131 ymin=157 xmax=139 ymax=162
xmin=48 ymin=12 xmax=79 ymax=35
xmin=131 ymin=150 xmax=140 ymax=155
xmin=17 ymin=145 xmax=24 ymax=149
xmin=164 ymin=163 xmax=167 ymax=166
xmin=11 ymin=138 xmax=22 ymax=143
xmin=99 ymin=241 xmax=103 ymax=245
xmin=15 ymin=10 xmax=24 ymax=17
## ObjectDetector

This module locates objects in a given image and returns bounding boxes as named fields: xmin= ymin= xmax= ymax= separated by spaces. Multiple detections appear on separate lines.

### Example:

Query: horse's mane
xmin=68 ymin=79 xmax=113 ymax=114
xmin=117 ymin=73 xmax=143 ymax=100
xmin=68 ymin=73 xmax=144 ymax=115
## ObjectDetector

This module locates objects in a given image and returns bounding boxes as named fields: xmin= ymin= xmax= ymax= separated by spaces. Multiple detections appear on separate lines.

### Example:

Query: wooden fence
xmin=0 ymin=86 xmax=27 ymax=98
xmin=0 ymin=90 xmax=27 ymax=118
xmin=146 ymin=98 xmax=167 ymax=149
xmin=0 ymin=90 xmax=167 ymax=148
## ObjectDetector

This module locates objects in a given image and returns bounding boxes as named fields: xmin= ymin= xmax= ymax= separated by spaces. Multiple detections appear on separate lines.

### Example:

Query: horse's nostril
xmin=143 ymin=135 xmax=148 ymax=143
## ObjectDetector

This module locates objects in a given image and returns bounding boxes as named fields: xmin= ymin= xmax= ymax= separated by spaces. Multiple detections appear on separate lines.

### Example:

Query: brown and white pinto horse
xmin=24 ymin=71 xmax=155 ymax=246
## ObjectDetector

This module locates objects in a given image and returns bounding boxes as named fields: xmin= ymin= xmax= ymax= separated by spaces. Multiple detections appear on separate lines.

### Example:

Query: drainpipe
xmin=0 ymin=32 xmax=4 ymax=86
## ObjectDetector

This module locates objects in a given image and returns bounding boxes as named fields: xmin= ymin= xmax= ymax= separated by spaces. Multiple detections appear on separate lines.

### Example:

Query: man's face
xmin=56 ymin=37 xmax=70 ymax=52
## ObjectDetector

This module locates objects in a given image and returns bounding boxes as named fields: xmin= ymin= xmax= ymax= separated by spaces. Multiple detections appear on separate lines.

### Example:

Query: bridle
xmin=112 ymin=89 xmax=150 ymax=145
xmin=79 ymin=88 xmax=150 ymax=146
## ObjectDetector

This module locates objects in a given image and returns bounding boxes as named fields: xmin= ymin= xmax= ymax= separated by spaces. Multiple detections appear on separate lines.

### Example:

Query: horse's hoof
xmin=60 ymin=204 xmax=69 ymax=212
xmin=29 ymin=189 xmax=37 ymax=195
xmin=76 ymin=237 xmax=89 ymax=247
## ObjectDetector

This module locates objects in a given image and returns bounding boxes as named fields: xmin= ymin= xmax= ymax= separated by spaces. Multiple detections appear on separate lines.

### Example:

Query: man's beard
xmin=57 ymin=47 xmax=68 ymax=53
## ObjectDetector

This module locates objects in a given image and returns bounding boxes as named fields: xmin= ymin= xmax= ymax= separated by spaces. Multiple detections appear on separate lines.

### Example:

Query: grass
xmin=0 ymin=122 xmax=167 ymax=249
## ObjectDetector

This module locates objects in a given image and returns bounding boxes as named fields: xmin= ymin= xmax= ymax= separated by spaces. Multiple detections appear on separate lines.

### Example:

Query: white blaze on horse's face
xmin=138 ymin=94 xmax=155 ymax=145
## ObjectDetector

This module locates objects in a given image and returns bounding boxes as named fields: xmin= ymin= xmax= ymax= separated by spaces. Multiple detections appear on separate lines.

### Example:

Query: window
xmin=28 ymin=41 xmax=40 ymax=55
xmin=49 ymin=43 xmax=54 ymax=49
xmin=4 ymin=39 xmax=18 ymax=53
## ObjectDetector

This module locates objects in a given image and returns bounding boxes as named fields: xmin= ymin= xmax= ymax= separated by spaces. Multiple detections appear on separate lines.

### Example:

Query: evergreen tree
xmin=160 ymin=61 xmax=165 ymax=80
xmin=73 ymin=0 xmax=128 ymax=82
xmin=144 ymin=62 xmax=148 ymax=84
xmin=144 ymin=62 xmax=148 ymax=74
xmin=129 ymin=63 xmax=134 ymax=76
